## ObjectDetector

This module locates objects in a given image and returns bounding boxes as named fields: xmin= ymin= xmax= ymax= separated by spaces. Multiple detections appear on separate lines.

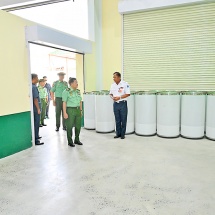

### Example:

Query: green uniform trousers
xmin=56 ymin=97 xmax=66 ymax=128
xmin=40 ymin=98 xmax=47 ymax=125
xmin=66 ymin=107 xmax=81 ymax=144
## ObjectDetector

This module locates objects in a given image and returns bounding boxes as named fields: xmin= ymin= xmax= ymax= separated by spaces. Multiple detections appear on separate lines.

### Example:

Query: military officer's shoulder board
xmin=52 ymin=80 xmax=58 ymax=87
xmin=77 ymin=89 xmax=81 ymax=95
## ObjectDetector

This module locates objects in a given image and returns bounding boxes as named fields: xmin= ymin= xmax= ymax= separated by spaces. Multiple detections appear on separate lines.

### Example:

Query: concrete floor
xmin=0 ymin=113 xmax=215 ymax=215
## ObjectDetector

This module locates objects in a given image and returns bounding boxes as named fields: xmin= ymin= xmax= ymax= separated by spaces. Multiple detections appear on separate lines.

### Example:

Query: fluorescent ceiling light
xmin=0 ymin=0 xmax=72 ymax=11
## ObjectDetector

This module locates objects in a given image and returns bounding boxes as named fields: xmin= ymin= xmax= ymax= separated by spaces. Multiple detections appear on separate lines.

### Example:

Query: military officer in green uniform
xmin=62 ymin=77 xmax=83 ymax=147
xmin=50 ymin=72 xmax=68 ymax=131
xmin=38 ymin=79 xmax=48 ymax=127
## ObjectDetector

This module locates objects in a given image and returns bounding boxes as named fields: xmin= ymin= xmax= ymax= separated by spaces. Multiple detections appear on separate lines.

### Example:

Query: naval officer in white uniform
xmin=109 ymin=72 xmax=130 ymax=139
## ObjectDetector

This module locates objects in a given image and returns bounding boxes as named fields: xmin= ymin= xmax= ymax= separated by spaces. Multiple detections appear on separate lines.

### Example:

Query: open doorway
xmin=29 ymin=43 xmax=84 ymax=90
xmin=28 ymin=42 xmax=84 ymax=144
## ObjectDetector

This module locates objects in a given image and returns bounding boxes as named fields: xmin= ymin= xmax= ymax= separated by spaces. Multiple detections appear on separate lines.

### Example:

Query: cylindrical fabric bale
xmin=135 ymin=91 xmax=157 ymax=136
xmin=95 ymin=91 xmax=115 ymax=133
xmin=181 ymin=91 xmax=206 ymax=139
xmin=157 ymin=91 xmax=180 ymax=138
xmin=206 ymin=92 xmax=215 ymax=140
xmin=126 ymin=92 xmax=135 ymax=134
xmin=83 ymin=92 xmax=96 ymax=130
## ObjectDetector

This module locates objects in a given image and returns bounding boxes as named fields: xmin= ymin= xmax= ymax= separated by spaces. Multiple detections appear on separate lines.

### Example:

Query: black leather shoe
xmin=38 ymin=136 xmax=42 ymax=139
xmin=68 ymin=143 xmax=75 ymax=147
xmin=114 ymin=136 xmax=121 ymax=139
xmin=42 ymin=124 xmax=47 ymax=126
xmin=39 ymin=125 xmax=43 ymax=127
xmin=56 ymin=127 xmax=59 ymax=132
xmin=121 ymin=136 xmax=125 ymax=139
xmin=75 ymin=141 xmax=83 ymax=145
xmin=35 ymin=141 xmax=44 ymax=145
xmin=63 ymin=127 xmax=67 ymax=131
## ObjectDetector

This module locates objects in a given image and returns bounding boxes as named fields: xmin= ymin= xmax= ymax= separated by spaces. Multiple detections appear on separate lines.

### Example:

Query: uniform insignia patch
xmin=118 ymin=87 xmax=124 ymax=93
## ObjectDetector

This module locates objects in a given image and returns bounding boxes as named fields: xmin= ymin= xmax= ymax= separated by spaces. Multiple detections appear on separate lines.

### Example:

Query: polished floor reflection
xmin=0 ymin=114 xmax=215 ymax=215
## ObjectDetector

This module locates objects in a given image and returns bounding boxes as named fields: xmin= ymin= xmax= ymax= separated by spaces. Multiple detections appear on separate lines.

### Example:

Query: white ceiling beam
xmin=25 ymin=25 xmax=92 ymax=54
xmin=118 ymin=0 xmax=210 ymax=14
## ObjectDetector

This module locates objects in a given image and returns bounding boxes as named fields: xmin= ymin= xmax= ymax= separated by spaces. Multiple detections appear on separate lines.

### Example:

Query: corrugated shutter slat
xmin=123 ymin=3 xmax=215 ymax=91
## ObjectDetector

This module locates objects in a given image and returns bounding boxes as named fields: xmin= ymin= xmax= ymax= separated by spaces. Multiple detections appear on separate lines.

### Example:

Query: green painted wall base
xmin=0 ymin=111 xmax=32 ymax=159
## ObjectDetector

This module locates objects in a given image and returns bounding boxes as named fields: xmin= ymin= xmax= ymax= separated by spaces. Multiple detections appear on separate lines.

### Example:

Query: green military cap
xmin=57 ymin=72 xmax=66 ymax=76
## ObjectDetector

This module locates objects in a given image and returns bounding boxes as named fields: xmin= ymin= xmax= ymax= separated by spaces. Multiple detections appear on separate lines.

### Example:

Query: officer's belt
xmin=67 ymin=107 xmax=81 ymax=109
xmin=115 ymin=100 xmax=127 ymax=104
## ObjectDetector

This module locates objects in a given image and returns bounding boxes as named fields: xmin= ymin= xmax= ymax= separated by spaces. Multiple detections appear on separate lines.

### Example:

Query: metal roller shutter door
xmin=123 ymin=3 xmax=215 ymax=91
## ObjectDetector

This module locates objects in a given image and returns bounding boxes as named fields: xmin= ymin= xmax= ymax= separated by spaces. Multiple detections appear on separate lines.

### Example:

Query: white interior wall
xmin=118 ymin=0 xmax=207 ymax=14
xmin=9 ymin=0 xmax=89 ymax=40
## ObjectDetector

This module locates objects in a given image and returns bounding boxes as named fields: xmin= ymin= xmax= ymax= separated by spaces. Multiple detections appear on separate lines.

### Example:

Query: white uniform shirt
xmin=109 ymin=81 xmax=130 ymax=102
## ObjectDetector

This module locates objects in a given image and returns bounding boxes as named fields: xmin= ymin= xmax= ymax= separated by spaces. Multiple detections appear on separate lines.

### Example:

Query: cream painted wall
xmin=102 ymin=0 xmax=122 ymax=90
xmin=76 ymin=54 xmax=84 ymax=95
xmin=84 ymin=0 xmax=102 ymax=92
xmin=0 ymin=10 xmax=34 ymax=116
xmin=0 ymin=1 xmax=122 ymax=110
xmin=84 ymin=43 xmax=97 ymax=92
xmin=84 ymin=0 xmax=122 ymax=92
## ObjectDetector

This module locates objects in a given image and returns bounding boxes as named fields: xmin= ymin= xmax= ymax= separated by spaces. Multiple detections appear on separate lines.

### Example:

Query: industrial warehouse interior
xmin=0 ymin=0 xmax=215 ymax=215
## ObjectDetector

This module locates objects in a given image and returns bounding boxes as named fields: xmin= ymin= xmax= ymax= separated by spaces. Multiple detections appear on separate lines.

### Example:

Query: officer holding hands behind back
xmin=62 ymin=77 xmax=83 ymax=147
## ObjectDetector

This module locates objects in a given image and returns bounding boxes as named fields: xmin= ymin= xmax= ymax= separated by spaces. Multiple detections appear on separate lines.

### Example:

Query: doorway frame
xmin=27 ymin=41 xmax=86 ymax=146
xmin=26 ymin=24 xmax=92 ymax=146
